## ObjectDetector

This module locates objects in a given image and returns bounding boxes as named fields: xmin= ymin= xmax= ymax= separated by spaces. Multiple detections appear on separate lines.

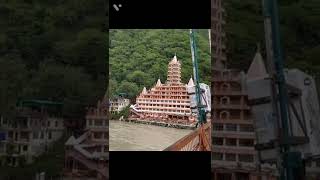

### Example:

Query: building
xmin=0 ymin=100 xmax=64 ymax=167
xmin=64 ymin=95 xmax=108 ymax=180
xmin=211 ymin=0 xmax=276 ymax=178
xmin=130 ymin=55 xmax=199 ymax=124
xmin=109 ymin=98 xmax=130 ymax=114
xmin=212 ymin=0 xmax=227 ymax=69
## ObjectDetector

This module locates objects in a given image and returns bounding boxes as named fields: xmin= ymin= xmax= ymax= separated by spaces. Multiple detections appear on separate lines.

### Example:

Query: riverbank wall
xmin=110 ymin=118 xmax=197 ymax=130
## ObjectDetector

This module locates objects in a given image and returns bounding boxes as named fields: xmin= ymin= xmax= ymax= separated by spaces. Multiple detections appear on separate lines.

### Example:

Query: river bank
xmin=110 ymin=118 xmax=197 ymax=130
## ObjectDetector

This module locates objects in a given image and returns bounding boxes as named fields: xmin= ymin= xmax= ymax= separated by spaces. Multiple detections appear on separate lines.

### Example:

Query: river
xmin=109 ymin=120 xmax=193 ymax=151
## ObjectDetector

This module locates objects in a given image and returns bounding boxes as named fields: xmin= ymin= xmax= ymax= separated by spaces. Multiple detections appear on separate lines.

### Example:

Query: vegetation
xmin=225 ymin=0 xmax=320 ymax=84
xmin=0 ymin=0 xmax=107 ymax=119
xmin=110 ymin=105 xmax=130 ymax=120
xmin=0 ymin=134 xmax=67 ymax=180
xmin=109 ymin=29 xmax=211 ymax=100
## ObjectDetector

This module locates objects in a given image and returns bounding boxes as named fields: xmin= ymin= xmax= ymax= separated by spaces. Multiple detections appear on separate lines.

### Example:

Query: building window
xmin=212 ymin=153 xmax=223 ymax=160
xmin=238 ymin=154 xmax=254 ymax=163
xmin=55 ymin=121 xmax=58 ymax=127
xmin=94 ymin=132 xmax=102 ymax=139
xmin=48 ymin=132 xmax=52 ymax=140
xmin=40 ymin=132 xmax=44 ymax=139
xmin=225 ymin=153 xmax=236 ymax=161
xmin=47 ymin=121 xmax=51 ymax=127
xmin=239 ymin=125 xmax=254 ymax=132
xmin=221 ymin=83 xmax=230 ymax=91
xmin=219 ymin=111 xmax=230 ymax=120
xmin=225 ymin=124 xmax=237 ymax=131
xmin=220 ymin=96 xmax=230 ymax=105
xmin=239 ymin=139 xmax=254 ymax=147
xmin=212 ymin=137 xmax=223 ymax=145
xmin=95 ymin=120 xmax=103 ymax=126
xmin=225 ymin=138 xmax=237 ymax=146
xmin=23 ymin=145 xmax=28 ymax=151
xmin=213 ymin=124 xmax=223 ymax=131
xmin=33 ymin=132 xmax=38 ymax=139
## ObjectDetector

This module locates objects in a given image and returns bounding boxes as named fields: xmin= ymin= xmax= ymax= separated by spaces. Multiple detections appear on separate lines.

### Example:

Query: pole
xmin=189 ymin=29 xmax=206 ymax=124
xmin=264 ymin=0 xmax=304 ymax=180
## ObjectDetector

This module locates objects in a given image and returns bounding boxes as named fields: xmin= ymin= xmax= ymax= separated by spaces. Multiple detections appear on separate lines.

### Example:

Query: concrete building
xmin=130 ymin=55 xmax=199 ymax=124
xmin=109 ymin=98 xmax=130 ymax=114
xmin=0 ymin=101 xmax=64 ymax=166
xmin=64 ymin=96 xmax=108 ymax=180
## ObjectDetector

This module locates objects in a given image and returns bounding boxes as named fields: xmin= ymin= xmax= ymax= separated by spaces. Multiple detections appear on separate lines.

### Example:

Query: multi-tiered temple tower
xmin=130 ymin=56 xmax=196 ymax=124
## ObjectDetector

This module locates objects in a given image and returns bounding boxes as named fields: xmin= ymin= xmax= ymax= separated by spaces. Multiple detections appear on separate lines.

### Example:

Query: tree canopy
xmin=0 ymin=0 xmax=107 ymax=118
xmin=109 ymin=29 xmax=211 ymax=100
xmin=225 ymin=0 xmax=320 ymax=99
xmin=225 ymin=0 xmax=320 ymax=76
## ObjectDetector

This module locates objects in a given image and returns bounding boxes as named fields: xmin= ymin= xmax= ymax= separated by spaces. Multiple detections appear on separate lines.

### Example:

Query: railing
xmin=163 ymin=122 xmax=211 ymax=151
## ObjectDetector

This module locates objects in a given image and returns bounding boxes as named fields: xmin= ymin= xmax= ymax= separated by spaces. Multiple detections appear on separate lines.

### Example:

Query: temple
xmin=129 ymin=55 xmax=197 ymax=124
xmin=64 ymin=95 xmax=108 ymax=179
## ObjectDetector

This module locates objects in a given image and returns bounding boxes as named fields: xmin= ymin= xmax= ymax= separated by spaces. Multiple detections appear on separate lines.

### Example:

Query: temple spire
xmin=142 ymin=87 xmax=147 ymax=94
xmin=247 ymin=44 xmax=268 ymax=81
xmin=188 ymin=76 xmax=195 ymax=86
xmin=156 ymin=78 xmax=162 ymax=86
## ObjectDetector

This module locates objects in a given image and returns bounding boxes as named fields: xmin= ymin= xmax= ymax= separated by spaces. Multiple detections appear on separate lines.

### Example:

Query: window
xmin=213 ymin=124 xmax=223 ymax=131
xmin=225 ymin=138 xmax=237 ymax=146
xmin=95 ymin=120 xmax=103 ymax=126
xmin=33 ymin=132 xmax=38 ymax=139
xmin=238 ymin=154 xmax=254 ymax=163
xmin=239 ymin=139 xmax=254 ymax=147
xmin=225 ymin=153 xmax=236 ymax=161
xmin=219 ymin=111 xmax=230 ymax=120
xmin=225 ymin=124 xmax=237 ymax=131
xmin=239 ymin=125 xmax=254 ymax=132
xmin=23 ymin=145 xmax=28 ymax=151
xmin=94 ymin=132 xmax=102 ymax=139
xmin=47 ymin=121 xmax=51 ymax=127
xmin=212 ymin=153 xmax=223 ymax=160
xmin=40 ymin=132 xmax=44 ymax=139
xmin=48 ymin=132 xmax=52 ymax=140
xmin=55 ymin=121 xmax=58 ymax=127
xmin=212 ymin=137 xmax=223 ymax=145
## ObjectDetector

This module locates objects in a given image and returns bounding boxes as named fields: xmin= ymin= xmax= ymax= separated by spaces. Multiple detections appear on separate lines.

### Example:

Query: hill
xmin=0 ymin=0 xmax=107 ymax=118
xmin=109 ymin=29 xmax=211 ymax=100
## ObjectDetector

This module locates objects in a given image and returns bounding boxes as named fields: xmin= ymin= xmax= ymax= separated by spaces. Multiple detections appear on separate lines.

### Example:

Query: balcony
xmin=212 ymin=131 xmax=255 ymax=139
xmin=212 ymin=119 xmax=254 ymax=125
xmin=213 ymin=103 xmax=250 ymax=110
xmin=212 ymin=145 xmax=256 ymax=155
xmin=213 ymin=90 xmax=245 ymax=96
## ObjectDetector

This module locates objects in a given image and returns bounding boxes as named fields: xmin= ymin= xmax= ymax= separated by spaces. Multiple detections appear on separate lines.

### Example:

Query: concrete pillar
xmin=231 ymin=172 xmax=236 ymax=180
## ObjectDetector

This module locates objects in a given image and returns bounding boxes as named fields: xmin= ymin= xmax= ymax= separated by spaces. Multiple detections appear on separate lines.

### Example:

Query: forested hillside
xmin=0 ymin=0 xmax=107 ymax=119
xmin=109 ymin=29 xmax=211 ymax=100
xmin=225 ymin=0 xmax=320 ymax=77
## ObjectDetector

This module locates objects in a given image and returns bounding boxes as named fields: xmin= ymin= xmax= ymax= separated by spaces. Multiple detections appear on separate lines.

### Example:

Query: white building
xmin=109 ymin=98 xmax=130 ymax=114
xmin=0 ymin=105 xmax=64 ymax=166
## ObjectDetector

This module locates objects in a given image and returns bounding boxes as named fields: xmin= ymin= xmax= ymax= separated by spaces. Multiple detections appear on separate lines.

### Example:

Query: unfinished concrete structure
xmin=0 ymin=101 xmax=64 ymax=166
xmin=130 ymin=55 xmax=197 ymax=124
xmin=247 ymin=51 xmax=320 ymax=179
xmin=64 ymin=96 xmax=108 ymax=179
